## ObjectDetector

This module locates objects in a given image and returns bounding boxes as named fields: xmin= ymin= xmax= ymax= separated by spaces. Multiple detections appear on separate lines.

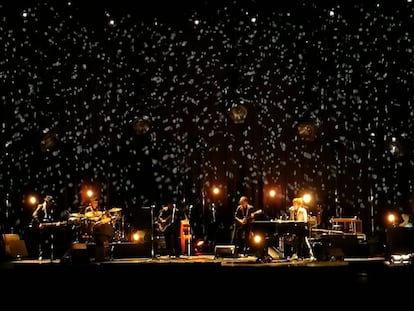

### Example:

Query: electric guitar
xmin=237 ymin=209 xmax=263 ymax=227
xmin=157 ymin=215 xmax=172 ymax=232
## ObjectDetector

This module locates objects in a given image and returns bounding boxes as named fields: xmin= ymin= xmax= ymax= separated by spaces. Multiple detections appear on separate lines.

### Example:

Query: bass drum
xmin=93 ymin=222 xmax=115 ymax=245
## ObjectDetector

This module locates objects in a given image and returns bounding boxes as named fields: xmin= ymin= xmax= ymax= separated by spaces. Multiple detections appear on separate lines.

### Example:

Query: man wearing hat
xmin=32 ymin=195 xmax=54 ymax=223
xmin=31 ymin=195 xmax=57 ymax=260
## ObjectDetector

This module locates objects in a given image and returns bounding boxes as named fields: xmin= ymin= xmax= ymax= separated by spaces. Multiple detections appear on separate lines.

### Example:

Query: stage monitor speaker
xmin=214 ymin=244 xmax=236 ymax=257
xmin=312 ymin=234 xmax=362 ymax=260
xmin=386 ymin=227 xmax=414 ymax=254
xmin=267 ymin=246 xmax=280 ymax=260
xmin=112 ymin=241 xmax=152 ymax=258
xmin=69 ymin=243 xmax=90 ymax=264
xmin=2 ymin=234 xmax=28 ymax=259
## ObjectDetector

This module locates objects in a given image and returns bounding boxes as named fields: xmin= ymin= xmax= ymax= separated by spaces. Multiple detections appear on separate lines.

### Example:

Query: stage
xmin=2 ymin=225 xmax=414 ymax=300
xmin=2 ymin=247 xmax=414 ymax=303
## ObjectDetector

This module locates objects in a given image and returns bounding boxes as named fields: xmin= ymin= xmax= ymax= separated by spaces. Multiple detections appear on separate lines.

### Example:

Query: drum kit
xmin=68 ymin=207 xmax=125 ymax=242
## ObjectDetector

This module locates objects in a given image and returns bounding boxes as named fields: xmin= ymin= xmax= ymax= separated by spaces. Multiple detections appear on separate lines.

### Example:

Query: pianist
xmin=288 ymin=197 xmax=314 ymax=260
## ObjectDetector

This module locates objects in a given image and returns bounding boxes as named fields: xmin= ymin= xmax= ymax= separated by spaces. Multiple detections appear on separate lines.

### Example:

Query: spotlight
xmin=268 ymin=190 xmax=276 ymax=198
xmin=389 ymin=253 xmax=413 ymax=265
xmin=40 ymin=132 xmax=59 ymax=152
xmin=387 ymin=137 xmax=404 ymax=157
xmin=131 ymin=230 xmax=146 ymax=243
xmin=386 ymin=212 xmax=398 ymax=227
xmin=298 ymin=122 xmax=319 ymax=141
xmin=132 ymin=117 xmax=151 ymax=135
xmin=193 ymin=239 xmax=213 ymax=255
xmin=211 ymin=186 xmax=220 ymax=196
xmin=228 ymin=104 xmax=248 ymax=124
xmin=252 ymin=234 xmax=264 ymax=245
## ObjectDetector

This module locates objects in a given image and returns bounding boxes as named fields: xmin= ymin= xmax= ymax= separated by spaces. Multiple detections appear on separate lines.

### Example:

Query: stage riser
xmin=312 ymin=235 xmax=371 ymax=261
xmin=1 ymin=234 xmax=29 ymax=260
xmin=112 ymin=242 xmax=152 ymax=258
xmin=386 ymin=227 xmax=414 ymax=254
xmin=214 ymin=245 xmax=236 ymax=257
xmin=64 ymin=242 xmax=153 ymax=263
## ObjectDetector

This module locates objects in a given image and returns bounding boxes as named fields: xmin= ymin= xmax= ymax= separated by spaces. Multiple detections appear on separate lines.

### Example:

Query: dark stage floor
xmin=2 ymin=231 xmax=414 ymax=302
xmin=2 ymin=252 xmax=413 ymax=298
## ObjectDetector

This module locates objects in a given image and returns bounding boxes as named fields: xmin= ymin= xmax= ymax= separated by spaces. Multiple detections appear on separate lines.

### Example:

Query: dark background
xmin=1 ymin=0 xmax=414 ymax=244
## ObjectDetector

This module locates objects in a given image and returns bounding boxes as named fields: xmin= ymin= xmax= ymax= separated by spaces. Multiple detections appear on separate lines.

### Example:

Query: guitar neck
xmin=250 ymin=209 xmax=263 ymax=218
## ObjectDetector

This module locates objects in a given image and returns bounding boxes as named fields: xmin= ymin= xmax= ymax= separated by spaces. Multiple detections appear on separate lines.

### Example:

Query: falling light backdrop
xmin=1 ymin=1 xmax=414 ymax=243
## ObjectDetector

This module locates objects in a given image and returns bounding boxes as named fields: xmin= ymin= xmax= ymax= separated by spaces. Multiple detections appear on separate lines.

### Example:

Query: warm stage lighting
xmin=302 ymin=193 xmax=312 ymax=204
xmin=297 ymin=121 xmax=319 ymax=142
xmin=250 ymin=233 xmax=266 ymax=254
xmin=132 ymin=116 xmax=151 ymax=135
xmin=86 ymin=189 xmax=94 ymax=199
xmin=386 ymin=212 xmax=398 ymax=227
xmin=268 ymin=189 xmax=277 ymax=198
xmin=390 ymin=253 xmax=413 ymax=265
xmin=387 ymin=136 xmax=404 ymax=157
xmin=252 ymin=234 xmax=264 ymax=245
xmin=193 ymin=239 xmax=213 ymax=255
xmin=228 ymin=104 xmax=248 ymax=124
xmin=27 ymin=194 xmax=38 ymax=206
xmin=80 ymin=184 xmax=99 ymax=204
xmin=131 ymin=230 xmax=145 ymax=243
xmin=40 ymin=132 xmax=59 ymax=152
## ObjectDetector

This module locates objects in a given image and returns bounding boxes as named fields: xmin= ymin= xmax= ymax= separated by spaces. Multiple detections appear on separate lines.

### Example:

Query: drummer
xmin=82 ymin=200 xmax=103 ymax=239
xmin=85 ymin=199 xmax=103 ymax=220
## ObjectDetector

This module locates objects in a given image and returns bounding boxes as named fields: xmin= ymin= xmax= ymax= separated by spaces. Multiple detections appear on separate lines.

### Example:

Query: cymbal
xmin=69 ymin=213 xmax=84 ymax=218
xmin=85 ymin=211 xmax=102 ymax=218
xmin=108 ymin=207 xmax=122 ymax=213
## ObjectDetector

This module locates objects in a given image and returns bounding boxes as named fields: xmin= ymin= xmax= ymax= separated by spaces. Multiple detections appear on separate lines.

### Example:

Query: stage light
xmin=208 ymin=184 xmax=226 ymax=205
xmin=193 ymin=239 xmax=213 ymax=255
xmin=80 ymin=184 xmax=100 ymax=204
xmin=252 ymin=234 xmax=264 ymax=245
xmin=387 ymin=136 xmax=404 ymax=157
xmin=131 ymin=230 xmax=145 ymax=243
xmin=389 ymin=254 xmax=413 ymax=265
xmin=386 ymin=212 xmax=398 ymax=227
xmin=40 ymin=132 xmax=59 ymax=152
xmin=298 ymin=121 xmax=319 ymax=142
xmin=86 ymin=189 xmax=94 ymax=199
xmin=302 ymin=193 xmax=312 ymax=204
xmin=132 ymin=116 xmax=151 ymax=135
xmin=228 ymin=104 xmax=248 ymax=124
xmin=26 ymin=194 xmax=38 ymax=206
xmin=212 ymin=186 xmax=220 ymax=195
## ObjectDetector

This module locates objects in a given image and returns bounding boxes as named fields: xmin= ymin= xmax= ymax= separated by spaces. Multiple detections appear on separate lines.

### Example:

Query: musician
xmin=157 ymin=202 xmax=187 ymax=258
xmin=83 ymin=199 xmax=103 ymax=241
xmin=85 ymin=199 xmax=102 ymax=216
xmin=92 ymin=211 xmax=114 ymax=261
xmin=32 ymin=195 xmax=55 ymax=224
xmin=288 ymin=197 xmax=314 ymax=260
xmin=399 ymin=213 xmax=413 ymax=228
xmin=233 ymin=196 xmax=262 ymax=256
xmin=31 ymin=195 xmax=57 ymax=260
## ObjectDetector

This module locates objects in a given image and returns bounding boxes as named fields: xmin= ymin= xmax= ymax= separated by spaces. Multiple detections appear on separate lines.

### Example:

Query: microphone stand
xmin=150 ymin=204 xmax=156 ymax=259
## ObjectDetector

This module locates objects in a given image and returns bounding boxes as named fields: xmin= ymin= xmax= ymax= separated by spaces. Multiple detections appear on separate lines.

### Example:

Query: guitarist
xmin=157 ymin=202 xmax=187 ymax=258
xmin=233 ymin=196 xmax=262 ymax=256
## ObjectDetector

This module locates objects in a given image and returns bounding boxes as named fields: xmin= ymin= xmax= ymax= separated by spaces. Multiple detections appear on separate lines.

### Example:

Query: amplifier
xmin=214 ymin=244 xmax=236 ymax=257
xmin=2 ymin=234 xmax=28 ymax=259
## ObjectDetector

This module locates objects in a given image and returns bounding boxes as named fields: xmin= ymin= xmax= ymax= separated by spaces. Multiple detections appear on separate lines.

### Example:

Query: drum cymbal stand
xmin=112 ymin=215 xmax=126 ymax=242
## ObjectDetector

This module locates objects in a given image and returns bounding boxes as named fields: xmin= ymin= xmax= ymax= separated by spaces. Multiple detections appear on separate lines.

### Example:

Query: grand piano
xmin=250 ymin=220 xmax=309 ymax=260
